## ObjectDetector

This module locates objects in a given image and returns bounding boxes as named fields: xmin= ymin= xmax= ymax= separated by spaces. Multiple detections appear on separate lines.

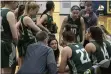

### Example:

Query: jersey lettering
xmin=71 ymin=28 xmax=76 ymax=34
xmin=101 ymin=42 xmax=109 ymax=59
xmin=76 ymin=48 xmax=90 ymax=64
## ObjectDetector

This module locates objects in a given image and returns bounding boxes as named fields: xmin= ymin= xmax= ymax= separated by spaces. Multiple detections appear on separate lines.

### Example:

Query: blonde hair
xmin=24 ymin=2 xmax=39 ymax=14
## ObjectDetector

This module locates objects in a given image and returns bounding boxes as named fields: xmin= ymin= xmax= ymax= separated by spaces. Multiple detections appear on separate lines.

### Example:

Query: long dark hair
xmin=17 ymin=4 xmax=25 ymax=20
xmin=100 ymin=25 xmax=111 ymax=35
xmin=63 ymin=24 xmax=75 ymax=42
xmin=89 ymin=26 xmax=103 ymax=46
xmin=40 ymin=1 xmax=54 ymax=18
xmin=48 ymin=37 xmax=59 ymax=62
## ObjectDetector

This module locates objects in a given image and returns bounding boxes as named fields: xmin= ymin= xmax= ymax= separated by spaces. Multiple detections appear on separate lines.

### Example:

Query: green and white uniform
xmin=18 ymin=15 xmax=36 ymax=57
xmin=90 ymin=40 xmax=111 ymax=63
xmin=1 ymin=8 xmax=16 ymax=68
xmin=90 ymin=40 xmax=111 ymax=74
xmin=67 ymin=43 xmax=92 ymax=74
xmin=66 ymin=15 xmax=83 ymax=43
xmin=42 ymin=14 xmax=57 ymax=33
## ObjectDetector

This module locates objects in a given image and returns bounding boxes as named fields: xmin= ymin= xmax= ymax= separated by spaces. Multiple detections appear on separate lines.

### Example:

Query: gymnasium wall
xmin=60 ymin=0 xmax=80 ymax=15
xmin=92 ymin=1 xmax=107 ymax=15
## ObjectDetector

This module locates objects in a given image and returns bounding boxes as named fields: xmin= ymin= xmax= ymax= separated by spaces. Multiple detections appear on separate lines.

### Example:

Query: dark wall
xmin=92 ymin=1 xmax=107 ymax=15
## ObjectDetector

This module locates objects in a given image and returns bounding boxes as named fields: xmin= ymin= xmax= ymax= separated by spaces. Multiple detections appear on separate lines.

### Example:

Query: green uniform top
xmin=42 ymin=14 xmax=57 ymax=33
xmin=90 ymin=40 xmax=111 ymax=63
xmin=18 ymin=15 xmax=36 ymax=56
xmin=67 ymin=15 xmax=83 ymax=43
xmin=20 ymin=15 xmax=35 ymax=41
xmin=1 ymin=8 xmax=12 ymax=41
xmin=67 ymin=43 xmax=92 ymax=74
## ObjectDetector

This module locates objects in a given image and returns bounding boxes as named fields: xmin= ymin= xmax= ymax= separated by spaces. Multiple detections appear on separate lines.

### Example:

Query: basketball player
xmin=59 ymin=25 xmax=92 ymax=74
xmin=1 ymin=1 xmax=18 ymax=74
xmin=37 ymin=1 xmax=57 ymax=34
xmin=59 ymin=5 xmax=85 ymax=45
xmin=17 ymin=2 xmax=41 ymax=68
xmin=85 ymin=26 xmax=111 ymax=74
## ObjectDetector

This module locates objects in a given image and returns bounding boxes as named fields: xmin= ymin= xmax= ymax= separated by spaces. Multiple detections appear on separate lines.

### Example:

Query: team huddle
xmin=1 ymin=1 xmax=111 ymax=74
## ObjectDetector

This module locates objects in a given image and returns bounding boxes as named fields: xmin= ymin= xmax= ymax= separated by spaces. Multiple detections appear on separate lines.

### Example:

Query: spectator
xmin=80 ymin=1 xmax=98 ymax=29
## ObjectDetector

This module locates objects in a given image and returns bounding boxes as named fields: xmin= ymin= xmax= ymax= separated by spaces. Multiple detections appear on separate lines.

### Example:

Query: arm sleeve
xmin=47 ymin=48 xmax=57 ymax=74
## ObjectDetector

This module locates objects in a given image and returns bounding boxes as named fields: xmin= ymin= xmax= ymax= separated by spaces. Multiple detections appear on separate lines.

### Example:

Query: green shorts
xmin=1 ymin=40 xmax=16 ymax=68
xmin=17 ymin=38 xmax=36 ymax=57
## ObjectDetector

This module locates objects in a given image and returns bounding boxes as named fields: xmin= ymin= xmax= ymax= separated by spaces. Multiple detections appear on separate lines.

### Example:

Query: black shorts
xmin=17 ymin=38 xmax=36 ymax=57
xmin=1 ymin=40 xmax=16 ymax=68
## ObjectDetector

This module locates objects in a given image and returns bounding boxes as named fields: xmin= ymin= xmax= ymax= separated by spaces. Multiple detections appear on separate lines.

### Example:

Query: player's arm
xmin=15 ymin=20 xmax=21 ymax=38
xmin=80 ymin=17 xmax=85 ymax=44
xmin=37 ymin=14 xmax=50 ymax=33
xmin=59 ymin=17 xmax=68 ymax=44
xmin=85 ymin=43 xmax=96 ymax=53
xmin=58 ymin=46 xmax=69 ymax=73
xmin=7 ymin=11 xmax=18 ymax=41
xmin=24 ymin=16 xmax=41 ymax=32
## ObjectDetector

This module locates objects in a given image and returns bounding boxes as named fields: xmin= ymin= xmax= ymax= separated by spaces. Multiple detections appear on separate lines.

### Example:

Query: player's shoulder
xmin=7 ymin=11 xmax=14 ymax=16
xmin=85 ymin=42 xmax=96 ymax=53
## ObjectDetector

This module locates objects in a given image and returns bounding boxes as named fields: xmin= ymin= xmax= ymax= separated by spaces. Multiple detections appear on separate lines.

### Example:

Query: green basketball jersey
xmin=90 ymin=40 xmax=110 ymax=63
xmin=1 ymin=8 xmax=12 ymax=41
xmin=105 ymin=40 xmax=111 ymax=58
xmin=67 ymin=15 xmax=83 ymax=43
xmin=42 ymin=14 xmax=53 ymax=32
xmin=68 ymin=43 xmax=92 ymax=74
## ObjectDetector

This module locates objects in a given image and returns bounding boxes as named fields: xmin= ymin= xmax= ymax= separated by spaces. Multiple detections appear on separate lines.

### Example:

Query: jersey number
xmin=76 ymin=48 xmax=90 ymax=64
xmin=71 ymin=28 xmax=76 ymax=34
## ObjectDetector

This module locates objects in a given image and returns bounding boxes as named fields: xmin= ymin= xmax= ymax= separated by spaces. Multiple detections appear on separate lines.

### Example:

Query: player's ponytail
xmin=41 ymin=1 xmax=54 ymax=18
